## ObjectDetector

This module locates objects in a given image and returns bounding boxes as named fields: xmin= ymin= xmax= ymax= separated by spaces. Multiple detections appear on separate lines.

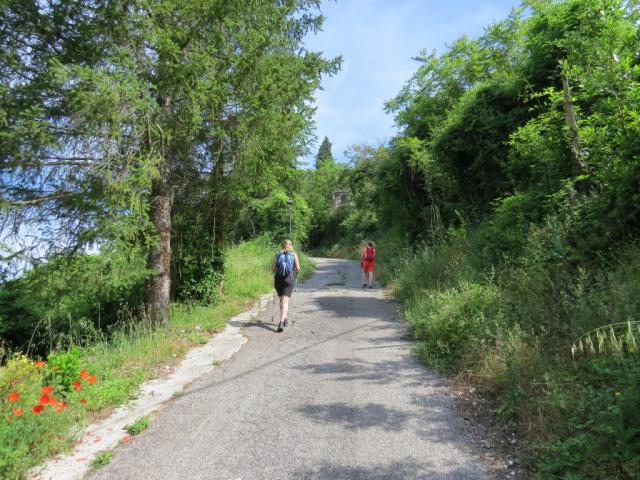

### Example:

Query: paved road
xmin=93 ymin=258 xmax=491 ymax=480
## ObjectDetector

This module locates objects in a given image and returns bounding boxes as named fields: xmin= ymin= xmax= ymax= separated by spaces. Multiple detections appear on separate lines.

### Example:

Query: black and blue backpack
xmin=275 ymin=252 xmax=295 ymax=278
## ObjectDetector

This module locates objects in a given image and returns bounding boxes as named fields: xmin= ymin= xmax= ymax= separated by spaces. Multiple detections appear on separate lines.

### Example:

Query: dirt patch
xmin=450 ymin=381 xmax=531 ymax=479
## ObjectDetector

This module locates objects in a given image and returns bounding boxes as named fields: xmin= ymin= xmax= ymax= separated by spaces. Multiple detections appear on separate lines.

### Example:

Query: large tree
xmin=0 ymin=0 xmax=340 ymax=325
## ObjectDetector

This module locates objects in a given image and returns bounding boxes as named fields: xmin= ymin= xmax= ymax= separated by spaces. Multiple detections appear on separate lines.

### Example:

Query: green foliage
xmin=0 ymin=354 xmax=86 ymax=480
xmin=537 ymin=357 xmax=640 ymax=479
xmin=90 ymin=451 xmax=113 ymax=470
xmin=125 ymin=415 xmax=150 ymax=436
xmin=409 ymin=281 xmax=501 ymax=372
xmin=315 ymin=136 xmax=335 ymax=169
xmin=0 ymin=246 xmax=148 ymax=354
xmin=46 ymin=348 xmax=81 ymax=394
xmin=254 ymin=192 xmax=312 ymax=247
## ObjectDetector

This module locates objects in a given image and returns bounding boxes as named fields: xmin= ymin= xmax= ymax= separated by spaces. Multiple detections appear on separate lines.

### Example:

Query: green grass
xmin=125 ymin=415 xmax=150 ymax=436
xmin=90 ymin=451 xmax=113 ymax=469
xmin=0 ymin=238 xmax=316 ymax=479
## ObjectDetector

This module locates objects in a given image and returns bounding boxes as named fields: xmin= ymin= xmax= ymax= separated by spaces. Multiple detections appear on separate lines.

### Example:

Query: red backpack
xmin=364 ymin=246 xmax=376 ymax=262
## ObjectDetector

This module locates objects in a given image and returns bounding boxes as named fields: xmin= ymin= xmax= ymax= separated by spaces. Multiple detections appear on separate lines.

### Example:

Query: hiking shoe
xmin=362 ymin=283 xmax=367 ymax=288
xmin=277 ymin=322 xmax=284 ymax=332
xmin=368 ymin=284 xmax=374 ymax=289
xmin=283 ymin=318 xmax=288 ymax=327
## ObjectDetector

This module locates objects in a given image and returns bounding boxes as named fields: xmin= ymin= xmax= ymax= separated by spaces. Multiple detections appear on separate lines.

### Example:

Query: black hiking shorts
xmin=275 ymin=272 xmax=296 ymax=297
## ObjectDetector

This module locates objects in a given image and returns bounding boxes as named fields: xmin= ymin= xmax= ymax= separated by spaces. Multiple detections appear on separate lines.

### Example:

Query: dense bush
xmin=0 ymin=247 xmax=148 ymax=355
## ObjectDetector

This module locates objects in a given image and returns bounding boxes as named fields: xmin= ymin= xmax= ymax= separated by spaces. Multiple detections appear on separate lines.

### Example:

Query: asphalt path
xmin=92 ymin=258 xmax=492 ymax=480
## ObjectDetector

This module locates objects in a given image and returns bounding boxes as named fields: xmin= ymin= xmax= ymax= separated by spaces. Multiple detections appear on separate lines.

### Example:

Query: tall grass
xmin=389 ymin=233 xmax=640 ymax=478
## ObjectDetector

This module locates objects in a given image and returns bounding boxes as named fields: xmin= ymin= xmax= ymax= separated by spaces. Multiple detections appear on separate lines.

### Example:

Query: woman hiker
xmin=271 ymin=239 xmax=300 ymax=332
xmin=361 ymin=241 xmax=376 ymax=288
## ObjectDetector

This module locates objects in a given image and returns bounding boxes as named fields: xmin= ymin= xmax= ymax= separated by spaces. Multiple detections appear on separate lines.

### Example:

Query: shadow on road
xmin=290 ymin=458 xmax=483 ymax=480
xmin=297 ymin=402 xmax=411 ymax=432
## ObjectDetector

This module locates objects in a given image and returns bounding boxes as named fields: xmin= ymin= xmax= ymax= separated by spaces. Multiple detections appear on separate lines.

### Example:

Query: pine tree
xmin=315 ymin=136 xmax=335 ymax=169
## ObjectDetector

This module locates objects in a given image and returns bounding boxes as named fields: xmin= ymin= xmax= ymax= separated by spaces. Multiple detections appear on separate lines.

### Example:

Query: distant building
xmin=332 ymin=189 xmax=353 ymax=209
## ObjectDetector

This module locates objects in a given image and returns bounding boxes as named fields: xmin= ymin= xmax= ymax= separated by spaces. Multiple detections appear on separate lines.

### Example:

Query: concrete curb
xmin=31 ymin=292 xmax=275 ymax=480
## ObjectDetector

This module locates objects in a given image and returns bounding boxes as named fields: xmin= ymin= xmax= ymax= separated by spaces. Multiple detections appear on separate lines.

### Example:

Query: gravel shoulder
xmin=91 ymin=258 xmax=495 ymax=480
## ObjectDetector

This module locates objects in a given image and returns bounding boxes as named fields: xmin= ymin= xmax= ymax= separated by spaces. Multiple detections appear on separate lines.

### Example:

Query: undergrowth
xmin=381 ymin=230 xmax=640 ymax=478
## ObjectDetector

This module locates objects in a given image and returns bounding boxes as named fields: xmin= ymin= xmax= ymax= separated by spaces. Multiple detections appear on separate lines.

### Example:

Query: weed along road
xmin=92 ymin=258 xmax=492 ymax=480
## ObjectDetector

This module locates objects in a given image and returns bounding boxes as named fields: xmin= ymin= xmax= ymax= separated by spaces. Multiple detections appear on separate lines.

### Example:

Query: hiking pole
xmin=291 ymin=279 xmax=298 ymax=326
xmin=271 ymin=290 xmax=277 ymax=324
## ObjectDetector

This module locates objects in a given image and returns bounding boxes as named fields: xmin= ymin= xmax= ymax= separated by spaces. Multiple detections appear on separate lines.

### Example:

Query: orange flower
xmin=48 ymin=397 xmax=61 ymax=406
xmin=73 ymin=380 xmax=81 ymax=391
xmin=13 ymin=408 xmax=24 ymax=417
xmin=35 ymin=361 xmax=46 ymax=368
xmin=8 ymin=391 xmax=20 ymax=402
xmin=79 ymin=370 xmax=89 ymax=379
xmin=39 ymin=394 xmax=51 ymax=405
xmin=32 ymin=405 xmax=44 ymax=414
xmin=79 ymin=399 xmax=88 ymax=405
xmin=54 ymin=403 xmax=67 ymax=413
xmin=121 ymin=435 xmax=130 ymax=443
xmin=86 ymin=375 xmax=96 ymax=385
xmin=41 ymin=386 xmax=54 ymax=395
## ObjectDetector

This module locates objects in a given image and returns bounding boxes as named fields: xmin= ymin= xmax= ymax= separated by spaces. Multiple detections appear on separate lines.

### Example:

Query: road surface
xmin=92 ymin=258 xmax=491 ymax=480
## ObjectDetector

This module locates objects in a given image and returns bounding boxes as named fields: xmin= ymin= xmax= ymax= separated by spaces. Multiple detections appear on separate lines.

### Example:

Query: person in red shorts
xmin=360 ymin=241 xmax=376 ymax=289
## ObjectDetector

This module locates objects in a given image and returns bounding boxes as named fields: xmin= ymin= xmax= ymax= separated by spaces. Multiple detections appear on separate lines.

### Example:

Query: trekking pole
xmin=291 ymin=279 xmax=298 ymax=326
xmin=271 ymin=290 xmax=277 ymax=324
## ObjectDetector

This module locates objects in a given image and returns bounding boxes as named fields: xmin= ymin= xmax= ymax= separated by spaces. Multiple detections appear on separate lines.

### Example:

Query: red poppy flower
xmin=35 ymin=361 xmax=46 ymax=368
xmin=79 ymin=399 xmax=88 ymax=404
xmin=41 ymin=386 xmax=54 ymax=395
xmin=39 ymin=394 xmax=51 ymax=405
xmin=79 ymin=370 xmax=89 ymax=379
xmin=32 ymin=405 xmax=44 ymax=414
xmin=73 ymin=380 xmax=81 ymax=391
xmin=12 ymin=408 xmax=24 ymax=417
xmin=8 ymin=391 xmax=20 ymax=402
xmin=86 ymin=375 xmax=96 ymax=385
xmin=55 ymin=402 xmax=67 ymax=413
xmin=49 ymin=397 xmax=61 ymax=406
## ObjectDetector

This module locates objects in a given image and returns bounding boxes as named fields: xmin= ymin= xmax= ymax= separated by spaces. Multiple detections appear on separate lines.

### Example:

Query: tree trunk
xmin=146 ymin=165 xmax=173 ymax=328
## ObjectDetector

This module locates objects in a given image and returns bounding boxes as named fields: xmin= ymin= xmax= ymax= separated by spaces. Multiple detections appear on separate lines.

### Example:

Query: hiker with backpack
xmin=271 ymin=239 xmax=300 ymax=332
xmin=361 ymin=241 xmax=376 ymax=288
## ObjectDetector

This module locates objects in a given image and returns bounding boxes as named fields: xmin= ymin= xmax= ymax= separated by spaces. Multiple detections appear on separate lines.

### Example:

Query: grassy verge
xmin=388 ymin=232 xmax=640 ymax=478
xmin=0 ymin=238 xmax=315 ymax=479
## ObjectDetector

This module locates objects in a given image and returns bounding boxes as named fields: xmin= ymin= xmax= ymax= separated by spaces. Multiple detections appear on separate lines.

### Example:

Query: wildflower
xmin=121 ymin=435 xmax=131 ymax=443
xmin=13 ymin=408 xmax=24 ymax=417
xmin=79 ymin=399 xmax=88 ymax=405
xmin=79 ymin=370 xmax=89 ymax=379
xmin=8 ymin=391 xmax=20 ymax=402
xmin=615 ymin=391 xmax=621 ymax=397
xmin=39 ymin=394 xmax=51 ymax=405
xmin=41 ymin=386 xmax=54 ymax=395
xmin=35 ymin=361 xmax=46 ymax=368
xmin=32 ymin=405 xmax=44 ymax=414
xmin=54 ymin=403 xmax=67 ymax=413
xmin=73 ymin=380 xmax=81 ymax=391
xmin=87 ymin=375 xmax=96 ymax=385
xmin=49 ymin=397 xmax=61 ymax=406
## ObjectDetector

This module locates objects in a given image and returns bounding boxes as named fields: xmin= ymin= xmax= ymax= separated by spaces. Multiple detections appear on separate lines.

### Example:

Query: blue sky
xmin=302 ymin=0 xmax=521 ymax=164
